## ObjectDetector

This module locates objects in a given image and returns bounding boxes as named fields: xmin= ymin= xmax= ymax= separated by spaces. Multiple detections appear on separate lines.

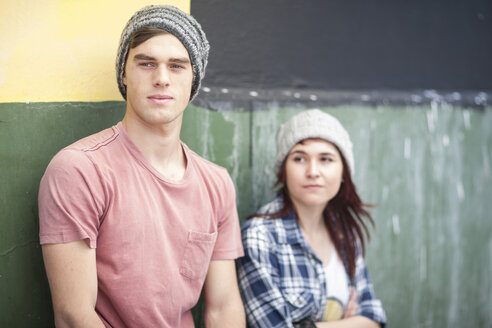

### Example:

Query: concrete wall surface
xmin=1 ymin=101 xmax=491 ymax=327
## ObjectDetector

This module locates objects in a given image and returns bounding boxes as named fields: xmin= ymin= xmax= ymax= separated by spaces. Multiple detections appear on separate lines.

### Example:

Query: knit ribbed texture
xmin=116 ymin=5 xmax=209 ymax=101
xmin=274 ymin=109 xmax=354 ymax=176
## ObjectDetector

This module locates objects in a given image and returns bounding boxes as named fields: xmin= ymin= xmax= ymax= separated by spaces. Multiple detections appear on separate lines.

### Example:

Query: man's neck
xmin=121 ymin=114 xmax=187 ymax=181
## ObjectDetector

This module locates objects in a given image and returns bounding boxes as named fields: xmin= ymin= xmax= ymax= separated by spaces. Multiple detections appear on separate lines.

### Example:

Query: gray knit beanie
xmin=274 ymin=109 xmax=354 ymax=176
xmin=116 ymin=5 xmax=209 ymax=101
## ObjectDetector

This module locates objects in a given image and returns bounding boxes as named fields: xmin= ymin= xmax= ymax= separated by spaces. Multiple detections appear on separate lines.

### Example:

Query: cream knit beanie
xmin=275 ymin=109 xmax=354 ymax=175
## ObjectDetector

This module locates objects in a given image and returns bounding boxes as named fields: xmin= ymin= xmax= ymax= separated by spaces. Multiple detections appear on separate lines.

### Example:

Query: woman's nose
xmin=307 ymin=160 xmax=320 ymax=178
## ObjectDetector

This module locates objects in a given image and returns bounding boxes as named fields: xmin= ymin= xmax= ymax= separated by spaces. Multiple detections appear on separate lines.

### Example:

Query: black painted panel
xmin=192 ymin=0 xmax=492 ymax=91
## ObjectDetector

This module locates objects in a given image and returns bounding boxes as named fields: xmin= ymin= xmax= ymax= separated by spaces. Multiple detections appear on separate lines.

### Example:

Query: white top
xmin=323 ymin=247 xmax=350 ymax=320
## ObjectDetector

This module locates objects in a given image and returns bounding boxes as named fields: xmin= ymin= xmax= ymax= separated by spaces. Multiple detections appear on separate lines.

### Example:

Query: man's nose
xmin=153 ymin=66 xmax=170 ymax=87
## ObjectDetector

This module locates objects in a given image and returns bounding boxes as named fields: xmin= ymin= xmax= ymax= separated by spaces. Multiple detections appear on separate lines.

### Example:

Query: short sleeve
xmin=38 ymin=149 xmax=105 ymax=248
xmin=210 ymin=170 xmax=244 ymax=260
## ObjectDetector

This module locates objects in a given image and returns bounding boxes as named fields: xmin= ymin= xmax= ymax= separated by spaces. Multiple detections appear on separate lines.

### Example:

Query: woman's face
xmin=285 ymin=138 xmax=344 ymax=210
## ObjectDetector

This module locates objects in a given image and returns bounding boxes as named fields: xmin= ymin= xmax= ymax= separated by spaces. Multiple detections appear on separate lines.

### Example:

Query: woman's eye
xmin=293 ymin=156 xmax=305 ymax=162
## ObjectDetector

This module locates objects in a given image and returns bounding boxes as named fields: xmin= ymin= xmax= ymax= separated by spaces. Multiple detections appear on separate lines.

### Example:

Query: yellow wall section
xmin=0 ymin=0 xmax=190 ymax=102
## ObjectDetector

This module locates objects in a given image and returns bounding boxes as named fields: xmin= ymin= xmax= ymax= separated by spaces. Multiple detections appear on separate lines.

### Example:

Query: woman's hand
xmin=343 ymin=287 xmax=358 ymax=318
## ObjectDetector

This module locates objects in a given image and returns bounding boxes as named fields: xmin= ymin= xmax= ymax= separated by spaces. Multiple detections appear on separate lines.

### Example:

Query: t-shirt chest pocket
xmin=179 ymin=230 xmax=217 ymax=280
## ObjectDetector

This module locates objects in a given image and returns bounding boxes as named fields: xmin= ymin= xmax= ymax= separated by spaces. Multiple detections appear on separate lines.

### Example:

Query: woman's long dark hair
xmin=252 ymin=140 xmax=374 ymax=280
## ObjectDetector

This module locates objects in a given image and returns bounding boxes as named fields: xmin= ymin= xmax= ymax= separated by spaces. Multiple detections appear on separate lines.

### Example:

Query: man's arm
xmin=42 ymin=240 xmax=105 ymax=328
xmin=202 ymin=260 xmax=245 ymax=328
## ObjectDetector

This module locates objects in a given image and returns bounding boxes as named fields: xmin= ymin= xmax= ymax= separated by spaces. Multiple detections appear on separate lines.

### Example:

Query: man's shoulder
xmin=65 ymin=125 xmax=119 ymax=153
xmin=46 ymin=125 xmax=120 ymax=173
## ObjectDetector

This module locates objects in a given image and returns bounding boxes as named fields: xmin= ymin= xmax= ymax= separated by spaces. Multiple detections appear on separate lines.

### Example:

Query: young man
xmin=38 ymin=6 xmax=245 ymax=327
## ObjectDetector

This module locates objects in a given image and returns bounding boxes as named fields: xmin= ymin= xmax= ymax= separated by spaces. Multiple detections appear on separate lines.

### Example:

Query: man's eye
xmin=170 ymin=64 xmax=184 ymax=69
xmin=139 ymin=62 xmax=153 ymax=67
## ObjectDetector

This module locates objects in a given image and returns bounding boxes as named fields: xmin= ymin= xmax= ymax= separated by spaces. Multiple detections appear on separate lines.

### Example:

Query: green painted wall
xmin=1 ymin=102 xmax=491 ymax=327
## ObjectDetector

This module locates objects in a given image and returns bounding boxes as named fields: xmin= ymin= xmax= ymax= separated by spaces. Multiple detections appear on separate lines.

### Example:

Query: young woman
xmin=237 ymin=110 xmax=386 ymax=328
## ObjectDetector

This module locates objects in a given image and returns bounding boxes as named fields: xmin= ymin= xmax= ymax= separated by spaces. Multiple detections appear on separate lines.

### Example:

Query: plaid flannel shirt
xmin=237 ymin=197 xmax=387 ymax=328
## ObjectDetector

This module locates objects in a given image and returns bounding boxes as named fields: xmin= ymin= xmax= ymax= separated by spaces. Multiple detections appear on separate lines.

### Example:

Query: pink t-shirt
xmin=38 ymin=122 xmax=244 ymax=328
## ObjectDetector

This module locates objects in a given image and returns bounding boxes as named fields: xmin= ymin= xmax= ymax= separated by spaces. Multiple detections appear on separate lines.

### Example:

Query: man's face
xmin=123 ymin=33 xmax=193 ymax=127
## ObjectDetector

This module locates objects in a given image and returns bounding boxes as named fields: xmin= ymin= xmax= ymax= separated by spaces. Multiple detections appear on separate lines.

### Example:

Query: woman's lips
xmin=303 ymin=184 xmax=323 ymax=189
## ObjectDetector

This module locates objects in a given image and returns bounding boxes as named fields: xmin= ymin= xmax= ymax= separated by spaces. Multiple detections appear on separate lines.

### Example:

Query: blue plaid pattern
xmin=237 ymin=197 xmax=387 ymax=328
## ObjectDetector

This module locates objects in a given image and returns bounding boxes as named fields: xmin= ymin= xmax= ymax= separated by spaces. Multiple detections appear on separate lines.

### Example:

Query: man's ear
xmin=123 ymin=75 xmax=127 ymax=86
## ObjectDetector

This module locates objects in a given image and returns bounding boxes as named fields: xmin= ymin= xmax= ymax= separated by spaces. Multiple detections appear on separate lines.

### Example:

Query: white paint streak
xmin=382 ymin=186 xmax=389 ymax=201
xmin=221 ymin=111 xmax=241 ymax=184
xmin=392 ymin=215 xmax=400 ymax=236
xmin=200 ymin=110 xmax=211 ymax=160
xmin=411 ymin=94 xmax=422 ymax=103
xmin=202 ymin=86 xmax=211 ymax=93
xmin=447 ymin=147 xmax=462 ymax=324
xmin=463 ymin=110 xmax=471 ymax=130
xmin=426 ymin=110 xmax=435 ymax=133
xmin=442 ymin=134 xmax=449 ymax=147
xmin=249 ymin=91 xmax=258 ymax=97
xmin=451 ymin=92 xmax=461 ymax=101
xmin=424 ymin=89 xmax=440 ymax=101
xmin=456 ymin=180 xmax=465 ymax=201
xmin=431 ymin=103 xmax=439 ymax=121
xmin=474 ymin=92 xmax=487 ymax=105
xmin=250 ymin=109 xmax=280 ymax=207
xmin=420 ymin=246 xmax=426 ymax=282
xmin=404 ymin=138 xmax=411 ymax=159
xmin=489 ymin=239 xmax=492 ymax=280
xmin=488 ymin=240 xmax=492 ymax=325
xmin=483 ymin=144 xmax=490 ymax=182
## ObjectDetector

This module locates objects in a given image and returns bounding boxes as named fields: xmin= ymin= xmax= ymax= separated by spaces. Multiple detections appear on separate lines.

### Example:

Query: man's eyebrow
xmin=132 ymin=54 xmax=191 ymax=64
xmin=169 ymin=57 xmax=191 ymax=64
xmin=133 ymin=54 xmax=156 ymax=61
